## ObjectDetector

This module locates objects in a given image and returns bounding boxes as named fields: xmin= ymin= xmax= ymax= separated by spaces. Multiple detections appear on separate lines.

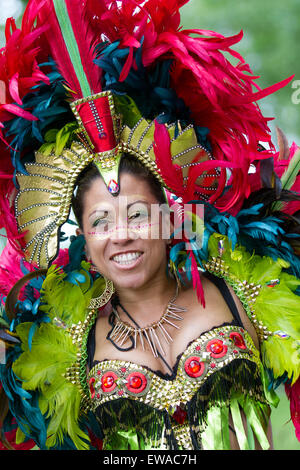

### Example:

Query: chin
xmin=113 ymin=273 xmax=148 ymax=291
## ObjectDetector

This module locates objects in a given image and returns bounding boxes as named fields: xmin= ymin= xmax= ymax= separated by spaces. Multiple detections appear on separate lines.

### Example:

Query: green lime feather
xmin=52 ymin=0 xmax=92 ymax=97
xmin=39 ymin=264 xmax=106 ymax=325
xmin=206 ymin=233 xmax=300 ymax=384
xmin=280 ymin=148 xmax=300 ymax=190
xmin=12 ymin=321 xmax=90 ymax=449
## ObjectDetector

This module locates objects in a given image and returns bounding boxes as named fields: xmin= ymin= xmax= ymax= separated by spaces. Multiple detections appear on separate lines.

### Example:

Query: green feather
xmin=280 ymin=148 xmax=300 ymax=190
xmin=13 ymin=323 xmax=76 ymax=392
xmin=39 ymin=264 xmax=106 ymax=325
xmin=13 ymin=322 xmax=90 ymax=449
xmin=206 ymin=233 xmax=300 ymax=384
xmin=39 ymin=122 xmax=78 ymax=156
xmin=271 ymin=148 xmax=300 ymax=212
xmin=10 ymin=266 xmax=108 ymax=449
xmin=114 ymin=94 xmax=143 ymax=128
xmin=53 ymin=0 xmax=92 ymax=97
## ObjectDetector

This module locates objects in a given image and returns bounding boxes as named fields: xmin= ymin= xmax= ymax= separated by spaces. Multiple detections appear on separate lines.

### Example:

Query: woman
xmin=66 ymin=155 xmax=269 ymax=450
xmin=0 ymin=0 xmax=299 ymax=451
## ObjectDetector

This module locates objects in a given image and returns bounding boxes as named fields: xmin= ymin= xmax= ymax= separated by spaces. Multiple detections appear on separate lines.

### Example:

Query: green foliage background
xmin=0 ymin=0 xmax=299 ymax=450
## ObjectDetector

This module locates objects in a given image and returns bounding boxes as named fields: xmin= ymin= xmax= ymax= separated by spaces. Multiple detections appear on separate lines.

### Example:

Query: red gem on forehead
xmin=108 ymin=179 xmax=119 ymax=193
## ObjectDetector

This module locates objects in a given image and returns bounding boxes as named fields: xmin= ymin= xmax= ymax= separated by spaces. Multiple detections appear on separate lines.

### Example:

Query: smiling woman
xmin=72 ymin=152 xmax=269 ymax=450
xmin=0 ymin=0 xmax=299 ymax=452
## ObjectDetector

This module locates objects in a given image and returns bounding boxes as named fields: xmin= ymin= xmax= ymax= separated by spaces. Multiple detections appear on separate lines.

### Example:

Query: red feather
xmin=285 ymin=378 xmax=300 ymax=442
xmin=188 ymin=250 xmax=205 ymax=307
xmin=0 ymin=18 xmax=49 ymax=108
xmin=64 ymin=0 xmax=102 ymax=94
xmin=80 ymin=0 xmax=291 ymax=211
xmin=0 ymin=241 xmax=37 ymax=303
xmin=153 ymin=120 xmax=184 ymax=195
xmin=0 ymin=414 xmax=36 ymax=450
xmin=24 ymin=0 xmax=102 ymax=99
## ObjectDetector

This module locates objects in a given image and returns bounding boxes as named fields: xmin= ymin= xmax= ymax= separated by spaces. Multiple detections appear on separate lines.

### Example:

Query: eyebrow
xmin=127 ymin=200 xmax=151 ymax=209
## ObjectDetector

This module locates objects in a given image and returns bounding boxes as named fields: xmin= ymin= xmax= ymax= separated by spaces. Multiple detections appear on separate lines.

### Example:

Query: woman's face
xmin=81 ymin=172 xmax=171 ymax=290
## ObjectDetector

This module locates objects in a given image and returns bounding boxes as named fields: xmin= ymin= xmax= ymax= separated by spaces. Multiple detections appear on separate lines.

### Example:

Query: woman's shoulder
xmin=179 ymin=275 xmax=259 ymax=350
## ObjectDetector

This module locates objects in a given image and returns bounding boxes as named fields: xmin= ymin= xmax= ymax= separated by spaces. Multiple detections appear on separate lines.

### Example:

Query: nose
xmin=110 ymin=222 xmax=139 ymax=243
xmin=110 ymin=223 xmax=129 ymax=241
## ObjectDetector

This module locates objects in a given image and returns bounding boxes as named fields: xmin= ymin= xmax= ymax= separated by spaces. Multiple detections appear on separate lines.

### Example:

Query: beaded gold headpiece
xmin=2 ymin=0 xmax=278 ymax=270
xmin=15 ymin=90 xmax=214 ymax=268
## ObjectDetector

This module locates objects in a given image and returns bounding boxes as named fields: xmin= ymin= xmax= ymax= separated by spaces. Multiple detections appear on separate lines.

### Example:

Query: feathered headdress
xmin=0 ymin=0 xmax=300 ymax=450
xmin=0 ymin=0 xmax=296 ymax=268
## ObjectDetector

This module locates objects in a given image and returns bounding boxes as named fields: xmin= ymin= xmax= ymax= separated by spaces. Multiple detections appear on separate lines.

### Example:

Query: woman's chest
xmin=89 ymin=324 xmax=261 ymax=410
xmin=93 ymin=290 xmax=236 ymax=375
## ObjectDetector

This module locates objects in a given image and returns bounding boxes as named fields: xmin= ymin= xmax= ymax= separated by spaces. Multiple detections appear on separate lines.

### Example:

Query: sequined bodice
xmin=88 ymin=325 xmax=261 ymax=411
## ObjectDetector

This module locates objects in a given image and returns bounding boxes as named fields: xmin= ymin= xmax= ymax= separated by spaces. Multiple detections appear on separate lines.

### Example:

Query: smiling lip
xmin=110 ymin=251 xmax=144 ymax=270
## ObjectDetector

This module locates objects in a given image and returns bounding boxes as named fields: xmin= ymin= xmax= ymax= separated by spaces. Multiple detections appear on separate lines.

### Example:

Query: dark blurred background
xmin=0 ymin=0 xmax=299 ymax=450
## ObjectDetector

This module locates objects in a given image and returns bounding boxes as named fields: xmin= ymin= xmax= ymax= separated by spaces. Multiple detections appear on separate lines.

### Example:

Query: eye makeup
xmin=86 ymin=199 xmax=161 ymax=239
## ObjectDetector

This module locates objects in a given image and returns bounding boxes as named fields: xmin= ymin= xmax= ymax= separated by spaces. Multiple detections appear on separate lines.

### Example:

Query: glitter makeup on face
xmin=86 ymin=222 xmax=160 ymax=240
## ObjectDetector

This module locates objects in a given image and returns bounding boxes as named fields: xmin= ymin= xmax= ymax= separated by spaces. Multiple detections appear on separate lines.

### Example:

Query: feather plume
xmin=188 ymin=250 xmax=205 ymax=306
xmin=153 ymin=120 xmax=184 ymax=196
xmin=89 ymin=0 xmax=294 ymax=211
xmin=272 ymin=139 xmax=300 ymax=215
xmin=0 ymin=14 xmax=50 ymax=144
xmin=0 ymin=241 xmax=37 ymax=304
xmin=12 ymin=322 xmax=90 ymax=449
xmin=285 ymin=377 xmax=300 ymax=442
xmin=26 ymin=0 xmax=102 ymax=99
xmin=279 ymin=149 xmax=300 ymax=192
xmin=276 ymin=126 xmax=290 ymax=161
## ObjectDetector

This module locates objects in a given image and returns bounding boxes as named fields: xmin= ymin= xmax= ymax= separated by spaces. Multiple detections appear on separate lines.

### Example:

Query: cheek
xmin=147 ymin=239 xmax=169 ymax=265
xmin=84 ymin=236 xmax=106 ymax=265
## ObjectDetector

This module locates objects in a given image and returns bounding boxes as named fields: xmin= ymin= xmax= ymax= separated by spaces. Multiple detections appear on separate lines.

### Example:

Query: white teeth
xmin=112 ymin=252 xmax=142 ymax=264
